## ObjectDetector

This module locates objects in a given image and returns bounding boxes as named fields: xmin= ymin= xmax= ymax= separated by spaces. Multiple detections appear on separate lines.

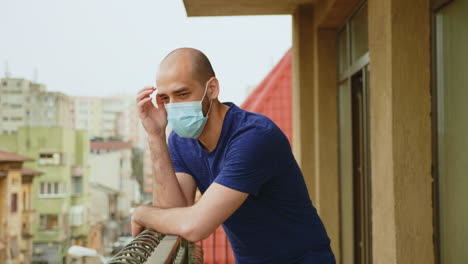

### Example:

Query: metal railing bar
xmin=145 ymin=235 xmax=181 ymax=264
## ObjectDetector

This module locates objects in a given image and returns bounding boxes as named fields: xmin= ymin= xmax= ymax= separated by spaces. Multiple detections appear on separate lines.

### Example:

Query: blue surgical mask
xmin=165 ymin=82 xmax=212 ymax=138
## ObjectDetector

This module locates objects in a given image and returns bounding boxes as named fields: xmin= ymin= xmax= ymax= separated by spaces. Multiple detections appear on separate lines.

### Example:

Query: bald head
xmin=158 ymin=48 xmax=215 ymax=86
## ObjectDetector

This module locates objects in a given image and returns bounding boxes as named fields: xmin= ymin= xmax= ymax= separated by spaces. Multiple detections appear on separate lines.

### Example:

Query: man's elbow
xmin=179 ymin=221 xmax=212 ymax=243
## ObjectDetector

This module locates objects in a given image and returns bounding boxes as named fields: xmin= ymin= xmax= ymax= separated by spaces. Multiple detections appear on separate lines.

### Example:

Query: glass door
xmin=435 ymin=0 xmax=468 ymax=263
xmin=338 ymin=2 xmax=371 ymax=263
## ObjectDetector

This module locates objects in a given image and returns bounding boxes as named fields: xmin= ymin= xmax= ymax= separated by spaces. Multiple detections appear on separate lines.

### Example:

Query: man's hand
xmin=136 ymin=86 xmax=167 ymax=137
xmin=131 ymin=206 xmax=149 ymax=238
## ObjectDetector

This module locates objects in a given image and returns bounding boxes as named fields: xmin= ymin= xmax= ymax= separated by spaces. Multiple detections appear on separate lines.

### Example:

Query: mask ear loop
xmin=203 ymin=80 xmax=213 ymax=118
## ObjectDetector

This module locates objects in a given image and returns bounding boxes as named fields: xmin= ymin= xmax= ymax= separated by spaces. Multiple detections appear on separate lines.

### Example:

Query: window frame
xmin=39 ymin=182 xmax=67 ymax=198
xmin=11 ymin=193 xmax=18 ymax=213
xmin=431 ymin=1 xmax=459 ymax=263
xmin=39 ymin=214 xmax=59 ymax=230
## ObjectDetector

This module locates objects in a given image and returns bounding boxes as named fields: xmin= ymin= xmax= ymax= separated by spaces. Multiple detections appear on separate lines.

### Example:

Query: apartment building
xmin=0 ymin=78 xmax=71 ymax=134
xmin=0 ymin=127 xmax=90 ymax=264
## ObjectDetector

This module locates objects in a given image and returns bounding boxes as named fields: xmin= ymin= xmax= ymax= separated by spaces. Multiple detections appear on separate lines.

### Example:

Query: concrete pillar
xmin=313 ymin=28 xmax=340 ymax=261
xmin=368 ymin=0 xmax=434 ymax=263
xmin=293 ymin=6 xmax=341 ymax=260
xmin=292 ymin=5 xmax=317 ymax=202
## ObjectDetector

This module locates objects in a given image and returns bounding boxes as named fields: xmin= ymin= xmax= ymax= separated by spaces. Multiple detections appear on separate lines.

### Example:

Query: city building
xmin=70 ymin=95 xmax=146 ymax=147
xmin=182 ymin=0 xmax=468 ymax=263
xmin=20 ymin=167 xmax=44 ymax=264
xmin=88 ymin=140 xmax=141 ymax=254
xmin=70 ymin=97 xmax=103 ymax=140
xmin=70 ymin=95 xmax=147 ymax=201
xmin=0 ymin=127 xmax=90 ymax=264
xmin=0 ymin=150 xmax=42 ymax=264
xmin=0 ymin=78 xmax=71 ymax=134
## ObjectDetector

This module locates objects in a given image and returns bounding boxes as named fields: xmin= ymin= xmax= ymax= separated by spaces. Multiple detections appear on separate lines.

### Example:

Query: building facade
xmin=71 ymin=95 xmax=146 ymax=147
xmin=0 ymin=127 xmax=90 ymax=264
xmin=0 ymin=78 xmax=71 ymax=134
xmin=70 ymin=97 xmax=103 ymax=140
xmin=0 ymin=150 xmax=42 ymax=264
xmin=182 ymin=0 xmax=468 ymax=263
xmin=88 ymin=140 xmax=140 ymax=254
xmin=20 ymin=167 xmax=43 ymax=264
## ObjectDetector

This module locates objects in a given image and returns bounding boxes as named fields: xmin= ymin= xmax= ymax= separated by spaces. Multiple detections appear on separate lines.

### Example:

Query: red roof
xmin=241 ymin=49 xmax=292 ymax=144
xmin=90 ymin=141 xmax=133 ymax=151
xmin=0 ymin=150 xmax=33 ymax=162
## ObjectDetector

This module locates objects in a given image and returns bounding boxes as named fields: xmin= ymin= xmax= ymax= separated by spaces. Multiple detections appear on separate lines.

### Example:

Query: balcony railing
xmin=71 ymin=165 xmax=83 ymax=177
xmin=108 ymin=229 xmax=203 ymax=264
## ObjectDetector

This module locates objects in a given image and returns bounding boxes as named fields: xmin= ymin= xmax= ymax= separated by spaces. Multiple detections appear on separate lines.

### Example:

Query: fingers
xmin=155 ymin=93 xmax=166 ymax=111
xmin=131 ymin=221 xmax=143 ymax=238
xmin=137 ymin=86 xmax=155 ymax=95
xmin=136 ymin=88 xmax=155 ymax=103
xmin=137 ymin=97 xmax=152 ymax=113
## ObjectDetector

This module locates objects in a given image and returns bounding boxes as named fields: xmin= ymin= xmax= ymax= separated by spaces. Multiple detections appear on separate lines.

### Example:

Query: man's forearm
xmin=133 ymin=205 xmax=203 ymax=242
xmin=132 ymin=183 xmax=248 ymax=242
xmin=148 ymin=134 xmax=187 ymax=208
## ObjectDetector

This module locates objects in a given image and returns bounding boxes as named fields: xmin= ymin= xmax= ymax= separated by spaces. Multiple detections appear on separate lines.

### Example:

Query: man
xmin=133 ymin=48 xmax=335 ymax=264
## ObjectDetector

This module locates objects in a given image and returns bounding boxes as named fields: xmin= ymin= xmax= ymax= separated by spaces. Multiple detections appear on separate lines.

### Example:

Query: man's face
xmin=156 ymin=65 xmax=213 ymax=116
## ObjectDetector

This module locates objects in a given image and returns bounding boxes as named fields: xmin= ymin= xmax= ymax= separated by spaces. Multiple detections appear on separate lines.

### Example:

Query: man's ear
xmin=208 ymin=77 xmax=220 ymax=99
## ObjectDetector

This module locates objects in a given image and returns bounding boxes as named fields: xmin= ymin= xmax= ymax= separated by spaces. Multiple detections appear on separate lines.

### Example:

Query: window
xmin=11 ymin=193 xmax=18 ymax=212
xmin=435 ymin=0 xmax=468 ymax=262
xmin=39 ymin=214 xmax=59 ymax=230
xmin=338 ymin=28 xmax=349 ymax=75
xmin=10 ymin=117 xmax=23 ymax=121
xmin=338 ymin=2 xmax=369 ymax=82
xmin=39 ymin=182 xmax=66 ymax=197
xmin=47 ymin=97 xmax=55 ymax=106
xmin=350 ymin=3 xmax=368 ymax=62
xmin=70 ymin=206 xmax=84 ymax=226
xmin=337 ymin=3 xmax=371 ymax=264
xmin=72 ymin=177 xmax=83 ymax=195
xmin=23 ymin=191 xmax=27 ymax=210
xmin=38 ymin=153 xmax=63 ymax=165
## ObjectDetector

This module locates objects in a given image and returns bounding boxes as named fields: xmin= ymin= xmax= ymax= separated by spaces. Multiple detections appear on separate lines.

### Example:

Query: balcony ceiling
xmin=183 ymin=0 xmax=317 ymax=17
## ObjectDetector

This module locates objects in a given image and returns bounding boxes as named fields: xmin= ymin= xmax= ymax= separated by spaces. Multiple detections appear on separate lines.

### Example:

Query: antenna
xmin=4 ymin=61 xmax=11 ymax=78
xmin=33 ymin=68 xmax=38 ymax=82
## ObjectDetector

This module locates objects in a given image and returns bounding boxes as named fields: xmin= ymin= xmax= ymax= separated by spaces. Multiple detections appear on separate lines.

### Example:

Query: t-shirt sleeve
xmin=214 ymin=127 xmax=279 ymax=196
xmin=168 ymin=132 xmax=192 ymax=175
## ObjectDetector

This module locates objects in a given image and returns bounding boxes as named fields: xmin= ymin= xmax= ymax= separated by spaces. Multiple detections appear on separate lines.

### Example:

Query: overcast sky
xmin=1 ymin=0 xmax=291 ymax=105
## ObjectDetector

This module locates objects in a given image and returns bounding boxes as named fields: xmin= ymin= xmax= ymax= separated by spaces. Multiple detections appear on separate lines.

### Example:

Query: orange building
xmin=0 ymin=150 xmax=42 ymax=264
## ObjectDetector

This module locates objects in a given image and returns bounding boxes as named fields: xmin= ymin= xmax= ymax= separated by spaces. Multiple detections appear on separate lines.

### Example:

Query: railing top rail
xmin=146 ymin=235 xmax=181 ymax=264
xmin=107 ymin=229 xmax=202 ymax=264
xmin=107 ymin=229 xmax=164 ymax=264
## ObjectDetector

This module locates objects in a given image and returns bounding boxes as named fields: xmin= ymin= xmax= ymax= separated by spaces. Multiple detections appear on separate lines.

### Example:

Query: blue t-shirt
xmin=168 ymin=103 xmax=335 ymax=264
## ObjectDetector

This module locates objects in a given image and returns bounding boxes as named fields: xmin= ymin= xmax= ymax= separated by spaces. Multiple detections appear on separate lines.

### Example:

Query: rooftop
xmin=0 ymin=150 xmax=33 ymax=162
xmin=21 ymin=167 xmax=44 ymax=176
